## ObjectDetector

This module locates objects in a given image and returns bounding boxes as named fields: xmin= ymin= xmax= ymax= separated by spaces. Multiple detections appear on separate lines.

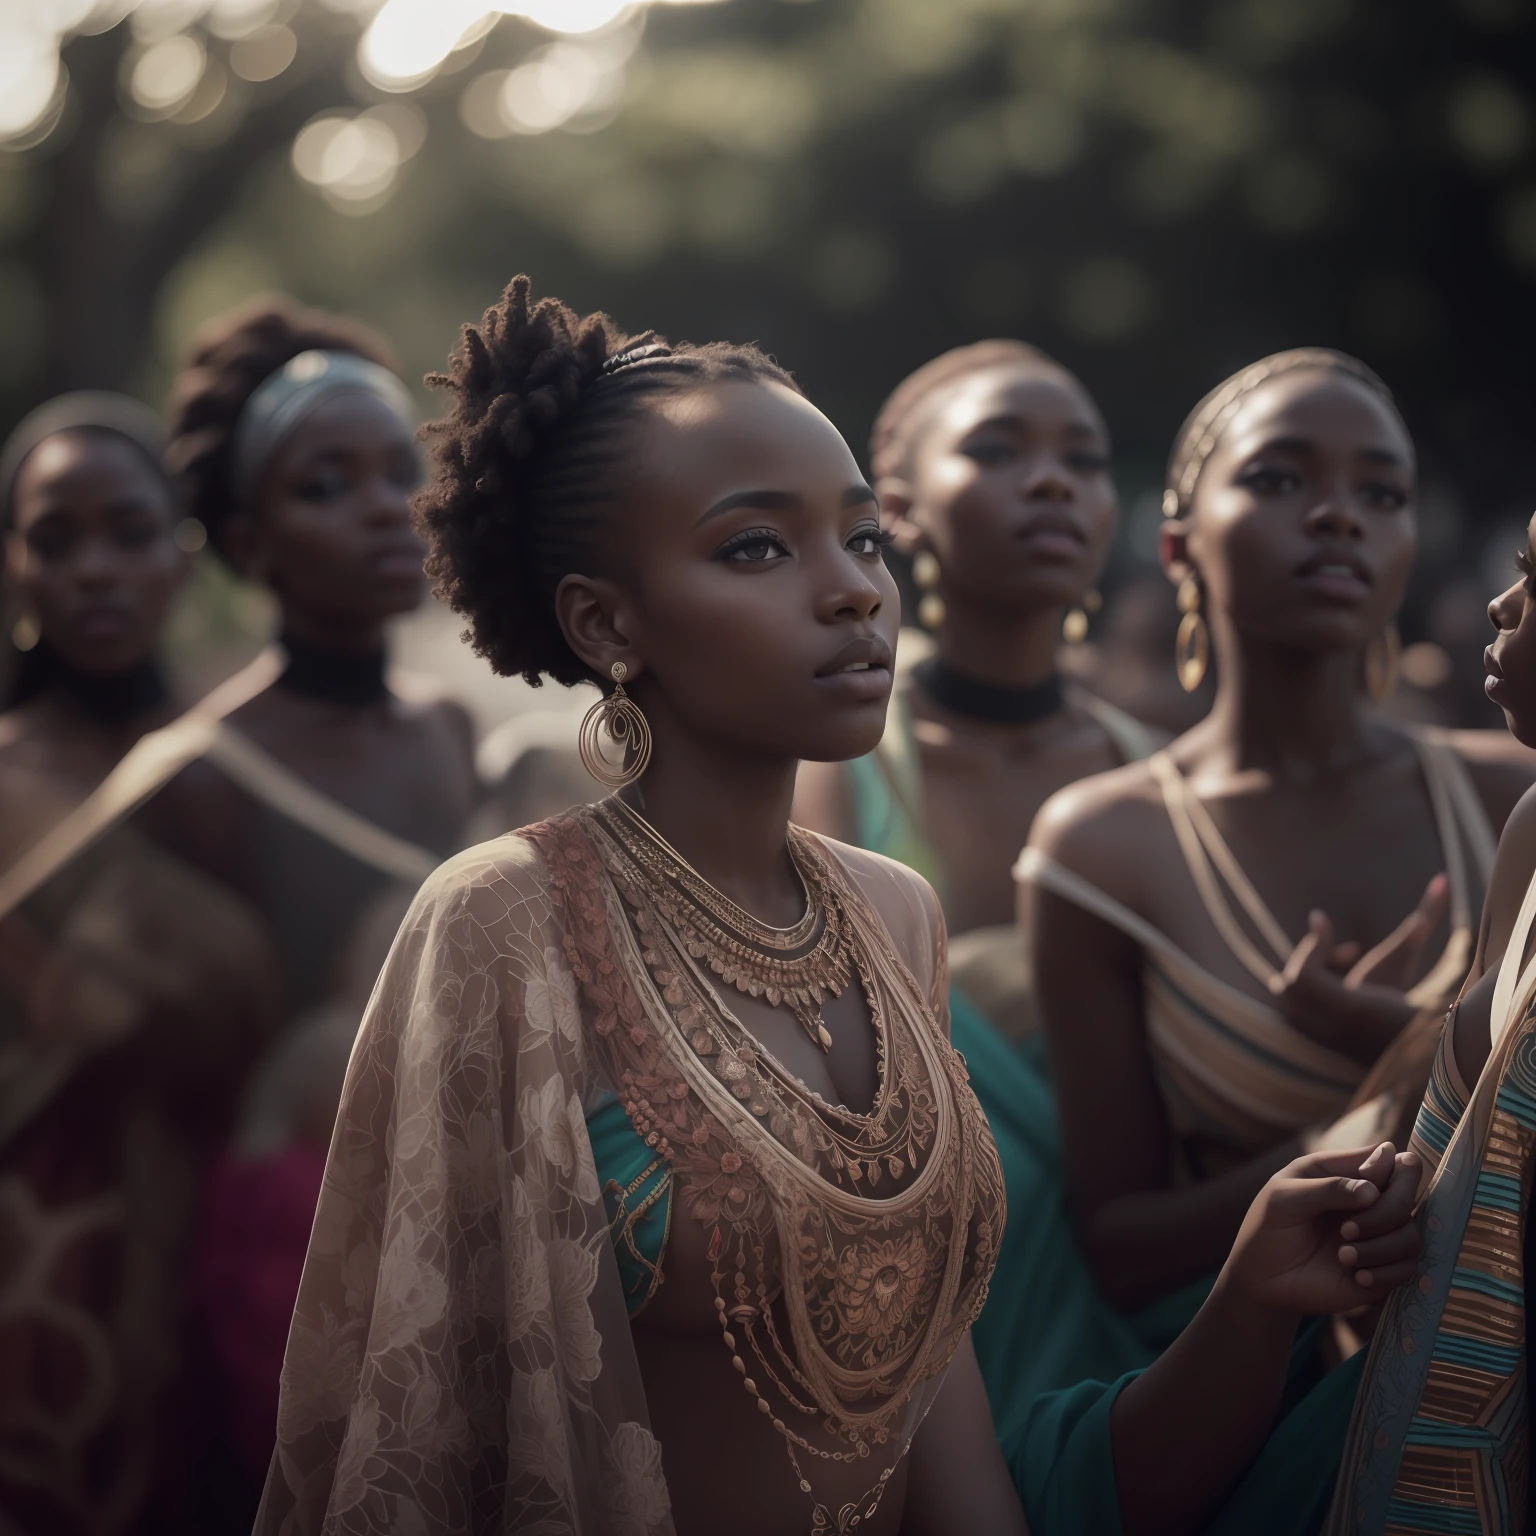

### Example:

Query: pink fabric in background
xmin=193 ymin=1146 xmax=327 ymax=1476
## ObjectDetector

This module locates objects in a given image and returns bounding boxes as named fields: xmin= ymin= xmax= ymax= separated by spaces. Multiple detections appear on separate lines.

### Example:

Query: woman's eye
xmin=1359 ymin=482 xmax=1408 ymax=511
xmin=1240 ymin=466 xmax=1301 ymax=494
xmin=847 ymin=527 xmax=891 ymax=557
xmin=961 ymin=440 xmax=1015 ymax=465
xmin=294 ymin=473 xmax=350 ymax=501
xmin=27 ymin=529 xmax=71 ymax=561
xmin=114 ymin=519 xmax=160 ymax=550
xmin=1065 ymin=451 xmax=1110 ymax=474
xmin=722 ymin=533 xmax=788 ymax=564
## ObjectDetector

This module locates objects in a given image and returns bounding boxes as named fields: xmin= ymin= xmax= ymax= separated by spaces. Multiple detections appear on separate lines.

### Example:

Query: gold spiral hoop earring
xmin=578 ymin=662 xmax=653 ymax=789
xmin=1365 ymin=623 xmax=1401 ymax=705
xmin=1175 ymin=575 xmax=1209 ymax=693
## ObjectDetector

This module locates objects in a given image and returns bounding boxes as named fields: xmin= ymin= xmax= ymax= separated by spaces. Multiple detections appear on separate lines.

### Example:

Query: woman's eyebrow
xmin=1239 ymin=435 xmax=1410 ymax=470
xmin=695 ymin=484 xmax=876 ymax=527
xmin=695 ymin=488 xmax=799 ymax=526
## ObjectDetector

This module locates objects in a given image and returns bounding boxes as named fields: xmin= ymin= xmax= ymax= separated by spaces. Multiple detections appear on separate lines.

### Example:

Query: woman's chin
xmin=1505 ymin=707 xmax=1536 ymax=750
xmin=795 ymin=713 xmax=891 ymax=766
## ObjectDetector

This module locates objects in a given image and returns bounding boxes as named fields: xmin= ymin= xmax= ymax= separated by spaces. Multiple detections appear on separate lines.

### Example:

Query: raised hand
xmin=1221 ymin=1141 xmax=1421 ymax=1318
xmin=1269 ymin=875 xmax=1449 ymax=1064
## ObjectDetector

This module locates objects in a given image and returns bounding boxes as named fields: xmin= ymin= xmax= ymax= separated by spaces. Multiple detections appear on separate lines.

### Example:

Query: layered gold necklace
xmin=597 ymin=795 xmax=852 ymax=1052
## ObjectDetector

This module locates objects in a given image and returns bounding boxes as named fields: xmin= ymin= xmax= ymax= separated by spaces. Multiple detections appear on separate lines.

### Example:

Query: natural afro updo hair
xmin=165 ymin=294 xmax=400 ymax=557
xmin=414 ymin=275 xmax=798 ymax=689
xmin=868 ymin=338 xmax=1079 ymax=486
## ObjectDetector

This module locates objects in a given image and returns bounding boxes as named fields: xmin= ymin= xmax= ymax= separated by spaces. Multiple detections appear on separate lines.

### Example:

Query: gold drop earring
xmin=578 ymin=662 xmax=653 ymax=789
xmin=912 ymin=550 xmax=946 ymax=631
xmin=1175 ymin=575 xmax=1209 ymax=692
xmin=1062 ymin=588 xmax=1101 ymax=644
xmin=10 ymin=611 xmax=39 ymax=652
xmin=1365 ymin=623 xmax=1401 ymax=704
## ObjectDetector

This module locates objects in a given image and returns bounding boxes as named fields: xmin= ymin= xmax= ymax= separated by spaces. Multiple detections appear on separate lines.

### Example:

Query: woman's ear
xmin=556 ymin=572 xmax=642 ymax=684
xmin=3 ymin=532 xmax=27 ymax=587
xmin=1159 ymin=518 xmax=1195 ymax=590
xmin=877 ymin=477 xmax=926 ymax=559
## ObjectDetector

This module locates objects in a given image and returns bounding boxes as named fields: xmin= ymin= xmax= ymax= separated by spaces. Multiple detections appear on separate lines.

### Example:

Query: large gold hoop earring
xmin=1175 ymin=575 xmax=1208 ymax=693
xmin=578 ymin=662 xmax=653 ymax=790
xmin=912 ymin=550 xmax=946 ymax=631
xmin=1365 ymin=623 xmax=1401 ymax=705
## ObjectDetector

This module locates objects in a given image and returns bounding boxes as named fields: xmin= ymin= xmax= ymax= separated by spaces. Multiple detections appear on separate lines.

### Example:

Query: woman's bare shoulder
xmin=1480 ymin=780 xmax=1536 ymax=945
xmin=1442 ymin=728 xmax=1536 ymax=834
xmin=1027 ymin=757 xmax=1169 ymax=894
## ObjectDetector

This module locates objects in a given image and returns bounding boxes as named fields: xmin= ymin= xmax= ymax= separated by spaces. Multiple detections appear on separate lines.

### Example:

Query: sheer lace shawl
xmin=255 ymin=817 xmax=994 ymax=1536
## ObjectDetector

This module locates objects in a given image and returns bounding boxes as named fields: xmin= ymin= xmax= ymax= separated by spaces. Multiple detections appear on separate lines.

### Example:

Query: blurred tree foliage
xmin=3 ymin=0 xmax=1536 ymax=578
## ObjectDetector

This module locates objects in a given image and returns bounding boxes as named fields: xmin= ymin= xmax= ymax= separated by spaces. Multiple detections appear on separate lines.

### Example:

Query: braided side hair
xmin=414 ymin=275 xmax=798 ymax=688
xmin=868 ymin=338 xmax=1067 ymax=485
xmin=1164 ymin=348 xmax=1401 ymax=520
xmin=165 ymin=295 xmax=400 ymax=557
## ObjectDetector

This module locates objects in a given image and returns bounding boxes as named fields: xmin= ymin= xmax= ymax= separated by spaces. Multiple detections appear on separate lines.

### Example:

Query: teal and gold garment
xmin=838 ymin=663 xmax=1196 ymax=1439
xmin=588 ymin=1092 xmax=672 ymax=1316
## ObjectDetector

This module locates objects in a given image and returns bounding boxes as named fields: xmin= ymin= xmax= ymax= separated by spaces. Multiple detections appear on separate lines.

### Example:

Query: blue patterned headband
xmin=232 ymin=349 xmax=417 ymax=499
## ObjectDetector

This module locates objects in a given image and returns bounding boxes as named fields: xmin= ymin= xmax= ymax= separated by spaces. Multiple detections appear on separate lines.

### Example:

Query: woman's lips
xmin=1486 ymin=644 xmax=1506 ymax=701
xmin=74 ymin=607 xmax=134 ymax=641
xmin=1015 ymin=529 xmax=1086 ymax=562
xmin=1297 ymin=562 xmax=1371 ymax=603
xmin=813 ymin=663 xmax=892 ymax=703
xmin=371 ymin=552 xmax=426 ymax=580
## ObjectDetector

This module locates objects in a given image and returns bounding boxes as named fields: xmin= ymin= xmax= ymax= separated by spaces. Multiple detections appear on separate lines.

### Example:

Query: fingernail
xmin=1340 ymin=1221 xmax=1360 ymax=1240
xmin=1356 ymin=1270 xmax=1374 ymax=1288
xmin=1339 ymin=1246 xmax=1359 ymax=1265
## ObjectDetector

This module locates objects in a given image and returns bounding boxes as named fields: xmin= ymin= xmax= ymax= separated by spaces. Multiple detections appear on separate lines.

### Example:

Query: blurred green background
xmin=4 ymin=0 xmax=1536 ymax=648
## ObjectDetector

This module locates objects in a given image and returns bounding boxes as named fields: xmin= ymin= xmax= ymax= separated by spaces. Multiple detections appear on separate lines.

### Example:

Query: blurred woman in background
xmin=162 ymin=297 xmax=480 ymax=1526
xmin=0 ymin=395 xmax=279 ymax=1535
xmin=1020 ymin=349 xmax=1534 ymax=1356
xmin=794 ymin=341 xmax=1165 ymax=1443
xmin=164 ymin=295 xmax=477 ymax=1018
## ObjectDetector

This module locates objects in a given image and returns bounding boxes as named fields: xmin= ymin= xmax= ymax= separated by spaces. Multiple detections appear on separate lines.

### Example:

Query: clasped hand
xmin=1268 ymin=873 xmax=1449 ymax=1064
xmin=1223 ymin=1140 xmax=1422 ymax=1318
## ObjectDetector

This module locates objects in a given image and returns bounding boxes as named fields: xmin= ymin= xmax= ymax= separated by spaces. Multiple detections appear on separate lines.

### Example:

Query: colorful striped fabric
xmin=1327 ymin=999 xmax=1536 ymax=1535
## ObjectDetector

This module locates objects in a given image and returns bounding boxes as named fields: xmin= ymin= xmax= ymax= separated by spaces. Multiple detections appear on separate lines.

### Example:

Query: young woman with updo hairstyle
xmin=257 ymin=279 xmax=1425 ymax=1536
xmin=1020 ymin=350 xmax=1535 ymax=1346
xmin=794 ymin=341 xmax=1166 ymax=1443
xmin=0 ymin=396 xmax=278 ymax=1533
xmin=164 ymin=295 xmax=477 ymax=1019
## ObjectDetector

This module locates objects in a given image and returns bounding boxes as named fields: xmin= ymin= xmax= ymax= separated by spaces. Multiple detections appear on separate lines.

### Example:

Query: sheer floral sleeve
xmin=253 ymin=835 xmax=673 ymax=1536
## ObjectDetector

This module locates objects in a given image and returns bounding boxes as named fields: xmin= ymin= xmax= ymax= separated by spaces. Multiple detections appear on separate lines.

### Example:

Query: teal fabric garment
xmin=587 ymin=1092 xmax=671 ymax=1317
xmin=1011 ymin=1346 xmax=1365 ymax=1536
xmin=950 ymin=986 xmax=1209 ymax=1453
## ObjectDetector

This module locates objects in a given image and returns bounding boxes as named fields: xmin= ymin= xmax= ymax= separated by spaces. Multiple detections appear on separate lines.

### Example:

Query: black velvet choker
xmin=911 ymin=656 xmax=1065 ymax=725
xmin=278 ymin=633 xmax=389 ymax=705
xmin=53 ymin=656 xmax=168 ymax=723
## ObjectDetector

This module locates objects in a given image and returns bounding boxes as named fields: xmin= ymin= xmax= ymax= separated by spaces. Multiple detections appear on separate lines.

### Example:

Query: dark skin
xmin=211 ymin=390 xmax=474 ymax=865
xmin=1448 ymin=512 xmax=1536 ymax=1090
xmin=548 ymin=376 xmax=1423 ymax=1536
xmin=796 ymin=363 xmax=1158 ymax=934
xmin=1025 ymin=370 xmax=1535 ymax=1310
xmin=0 ymin=431 xmax=187 ymax=853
